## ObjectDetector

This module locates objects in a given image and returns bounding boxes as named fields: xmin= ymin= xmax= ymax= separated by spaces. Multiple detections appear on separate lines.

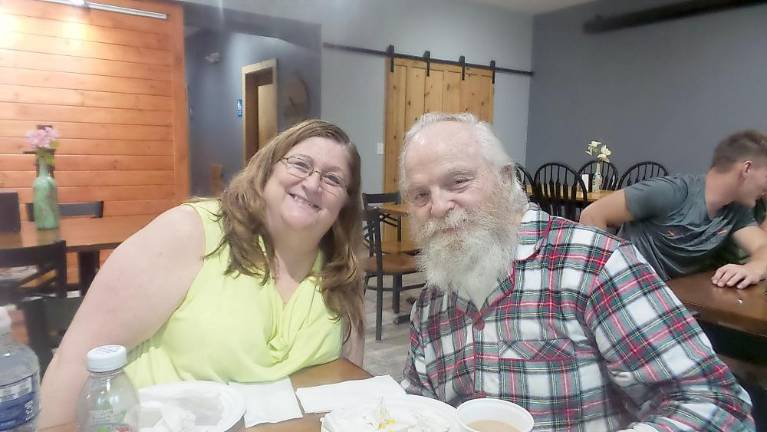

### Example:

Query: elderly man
xmin=581 ymin=130 xmax=767 ymax=287
xmin=399 ymin=113 xmax=753 ymax=431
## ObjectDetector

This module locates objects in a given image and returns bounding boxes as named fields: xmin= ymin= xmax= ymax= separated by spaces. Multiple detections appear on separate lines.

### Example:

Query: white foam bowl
xmin=456 ymin=398 xmax=534 ymax=432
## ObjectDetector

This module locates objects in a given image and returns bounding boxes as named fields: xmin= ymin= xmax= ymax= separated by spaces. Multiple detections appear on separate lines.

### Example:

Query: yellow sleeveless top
xmin=125 ymin=200 xmax=343 ymax=388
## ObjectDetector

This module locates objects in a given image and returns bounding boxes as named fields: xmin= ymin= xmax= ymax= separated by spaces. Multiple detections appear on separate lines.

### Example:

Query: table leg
xmin=77 ymin=251 xmax=99 ymax=295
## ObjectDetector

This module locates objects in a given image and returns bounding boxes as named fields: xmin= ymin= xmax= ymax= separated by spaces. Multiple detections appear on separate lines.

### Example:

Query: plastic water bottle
xmin=0 ymin=307 xmax=40 ymax=432
xmin=76 ymin=345 xmax=139 ymax=432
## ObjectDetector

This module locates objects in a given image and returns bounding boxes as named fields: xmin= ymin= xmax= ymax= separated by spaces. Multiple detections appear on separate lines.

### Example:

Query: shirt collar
xmin=514 ymin=203 xmax=552 ymax=262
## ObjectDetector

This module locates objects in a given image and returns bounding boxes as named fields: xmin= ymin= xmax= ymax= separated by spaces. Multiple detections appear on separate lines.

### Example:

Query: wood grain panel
xmin=5 ymin=15 xmax=171 ymax=49
xmin=0 ymin=0 xmax=172 ymax=35
xmin=0 ymin=103 xmax=171 ymax=126
xmin=0 ymin=49 xmax=172 ymax=81
xmin=0 ymin=120 xmax=171 ymax=140
xmin=1 ymin=32 xmax=172 ymax=65
xmin=0 ymin=84 xmax=173 ymax=111
xmin=460 ymin=72 xmax=478 ymax=113
xmin=404 ymin=67 xmax=425 ymax=135
xmin=0 ymin=67 xmax=170 ymax=96
xmin=105 ymin=199 xmax=177 ymax=216
xmin=0 ymin=170 xmax=173 ymax=187
xmin=476 ymin=75 xmax=493 ymax=122
xmin=424 ymin=70 xmax=443 ymax=114
xmin=384 ymin=59 xmax=407 ymax=194
xmin=168 ymin=2 xmax=189 ymax=199
xmin=0 ymin=83 xmax=175 ymax=110
xmin=0 ymin=138 xmax=171 ymax=155
xmin=13 ymin=185 xmax=176 ymax=202
xmin=443 ymin=71 xmax=462 ymax=113
xmin=0 ymin=154 xmax=172 ymax=171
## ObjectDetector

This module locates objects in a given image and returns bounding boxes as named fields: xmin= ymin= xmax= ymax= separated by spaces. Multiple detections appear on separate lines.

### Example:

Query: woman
xmin=39 ymin=120 xmax=364 ymax=427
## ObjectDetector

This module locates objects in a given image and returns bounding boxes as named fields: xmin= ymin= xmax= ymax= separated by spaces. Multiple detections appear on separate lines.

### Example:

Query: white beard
xmin=413 ymin=178 xmax=528 ymax=307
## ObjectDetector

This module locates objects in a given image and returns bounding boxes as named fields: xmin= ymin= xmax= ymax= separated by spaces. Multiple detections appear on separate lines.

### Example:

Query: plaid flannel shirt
xmin=401 ymin=205 xmax=753 ymax=431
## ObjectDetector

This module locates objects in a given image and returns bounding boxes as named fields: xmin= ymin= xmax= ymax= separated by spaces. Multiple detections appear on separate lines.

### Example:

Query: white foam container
xmin=456 ymin=398 xmax=534 ymax=432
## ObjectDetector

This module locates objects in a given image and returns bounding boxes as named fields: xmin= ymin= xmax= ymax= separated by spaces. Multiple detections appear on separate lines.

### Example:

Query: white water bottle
xmin=0 ymin=307 xmax=40 ymax=432
xmin=76 ymin=345 xmax=139 ymax=432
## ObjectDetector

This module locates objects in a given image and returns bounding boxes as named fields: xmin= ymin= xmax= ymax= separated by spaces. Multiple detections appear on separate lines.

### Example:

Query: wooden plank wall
xmin=0 ymin=0 xmax=189 ymax=217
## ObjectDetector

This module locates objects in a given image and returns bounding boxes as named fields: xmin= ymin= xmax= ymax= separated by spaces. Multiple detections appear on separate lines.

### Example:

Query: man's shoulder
xmin=548 ymin=214 xmax=629 ymax=251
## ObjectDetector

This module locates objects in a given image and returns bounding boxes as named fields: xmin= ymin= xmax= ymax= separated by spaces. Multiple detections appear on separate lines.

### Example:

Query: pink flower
xmin=24 ymin=127 xmax=60 ymax=151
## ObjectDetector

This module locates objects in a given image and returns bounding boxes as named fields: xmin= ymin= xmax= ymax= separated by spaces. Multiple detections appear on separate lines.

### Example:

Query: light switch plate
xmin=377 ymin=142 xmax=384 ymax=155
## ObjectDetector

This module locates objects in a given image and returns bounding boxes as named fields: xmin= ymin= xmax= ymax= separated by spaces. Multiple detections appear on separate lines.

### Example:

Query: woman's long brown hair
xmin=211 ymin=119 xmax=363 ymax=339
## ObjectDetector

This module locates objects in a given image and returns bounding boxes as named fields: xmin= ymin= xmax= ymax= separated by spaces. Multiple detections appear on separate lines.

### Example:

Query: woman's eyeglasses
xmin=280 ymin=156 xmax=348 ymax=195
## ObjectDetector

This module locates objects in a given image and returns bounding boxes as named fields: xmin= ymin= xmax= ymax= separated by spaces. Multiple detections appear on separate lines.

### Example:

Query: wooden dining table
xmin=0 ymin=215 xmax=155 ymax=290
xmin=40 ymin=358 xmax=372 ymax=432
xmin=666 ymin=271 xmax=767 ymax=339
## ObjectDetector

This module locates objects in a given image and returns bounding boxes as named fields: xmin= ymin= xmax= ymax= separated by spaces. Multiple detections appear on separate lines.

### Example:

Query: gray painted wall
xmin=185 ymin=30 xmax=321 ymax=195
xmin=527 ymin=0 xmax=767 ymax=175
xmin=179 ymin=0 xmax=533 ymax=194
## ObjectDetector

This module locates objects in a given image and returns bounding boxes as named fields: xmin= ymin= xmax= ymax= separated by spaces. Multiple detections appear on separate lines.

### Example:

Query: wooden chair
xmin=25 ymin=201 xmax=104 ymax=222
xmin=577 ymin=160 xmax=620 ymax=191
xmin=364 ymin=208 xmax=424 ymax=341
xmin=697 ymin=320 xmax=767 ymax=429
xmin=19 ymin=295 xmax=82 ymax=374
xmin=533 ymin=163 xmax=588 ymax=221
xmin=0 ymin=191 xmax=21 ymax=233
xmin=619 ymin=161 xmax=668 ymax=188
xmin=514 ymin=165 xmax=536 ymax=204
xmin=0 ymin=241 xmax=68 ymax=305
xmin=362 ymin=192 xmax=419 ymax=255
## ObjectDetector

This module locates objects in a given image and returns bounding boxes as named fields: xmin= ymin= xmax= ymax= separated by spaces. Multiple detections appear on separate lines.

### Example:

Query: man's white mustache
xmin=415 ymin=209 xmax=470 ymax=242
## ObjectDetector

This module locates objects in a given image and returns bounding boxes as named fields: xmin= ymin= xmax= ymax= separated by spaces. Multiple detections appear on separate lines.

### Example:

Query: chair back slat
xmin=619 ymin=161 xmax=669 ymax=188
xmin=577 ymin=160 xmax=620 ymax=191
xmin=534 ymin=162 xmax=587 ymax=221
xmin=0 ymin=192 xmax=21 ymax=233
xmin=26 ymin=201 xmax=104 ymax=222
xmin=362 ymin=192 xmax=402 ymax=239
xmin=0 ymin=241 xmax=68 ymax=301
xmin=514 ymin=165 xmax=536 ymax=204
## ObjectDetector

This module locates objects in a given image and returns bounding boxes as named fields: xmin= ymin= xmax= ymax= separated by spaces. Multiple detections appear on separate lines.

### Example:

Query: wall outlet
xmin=376 ymin=142 xmax=384 ymax=155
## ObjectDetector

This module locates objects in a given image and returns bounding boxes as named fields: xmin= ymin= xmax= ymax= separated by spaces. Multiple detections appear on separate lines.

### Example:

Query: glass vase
xmin=32 ymin=156 xmax=60 ymax=230
xmin=591 ymin=162 xmax=603 ymax=193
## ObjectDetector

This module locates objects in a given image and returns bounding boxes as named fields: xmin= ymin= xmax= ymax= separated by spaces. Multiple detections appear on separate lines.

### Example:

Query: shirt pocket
xmin=498 ymin=339 xmax=583 ymax=430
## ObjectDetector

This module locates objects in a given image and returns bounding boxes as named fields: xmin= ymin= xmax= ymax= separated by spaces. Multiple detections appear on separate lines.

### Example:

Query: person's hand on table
xmin=711 ymin=263 xmax=762 ymax=289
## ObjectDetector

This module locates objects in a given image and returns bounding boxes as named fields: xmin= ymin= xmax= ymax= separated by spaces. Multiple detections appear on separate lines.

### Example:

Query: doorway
xmin=242 ymin=59 xmax=278 ymax=163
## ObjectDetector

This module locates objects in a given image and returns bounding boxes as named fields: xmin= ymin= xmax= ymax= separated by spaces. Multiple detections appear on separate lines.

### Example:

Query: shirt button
xmin=474 ymin=318 xmax=485 ymax=331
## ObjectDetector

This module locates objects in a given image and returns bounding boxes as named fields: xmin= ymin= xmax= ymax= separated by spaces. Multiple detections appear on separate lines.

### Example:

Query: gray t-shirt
xmin=620 ymin=175 xmax=756 ymax=280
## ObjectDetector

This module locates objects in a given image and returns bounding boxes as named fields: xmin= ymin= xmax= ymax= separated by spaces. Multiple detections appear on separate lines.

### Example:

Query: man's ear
xmin=743 ymin=160 xmax=753 ymax=176
xmin=500 ymin=164 xmax=516 ymax=183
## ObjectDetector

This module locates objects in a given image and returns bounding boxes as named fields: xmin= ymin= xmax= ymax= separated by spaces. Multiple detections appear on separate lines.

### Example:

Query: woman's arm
xmin=38 ymin=206 xmax=205 ymax=428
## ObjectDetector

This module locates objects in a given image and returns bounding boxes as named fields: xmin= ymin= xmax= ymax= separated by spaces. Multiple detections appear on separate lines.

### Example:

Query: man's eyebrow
xmin=445 ymin=168 xmax=476 ymax=177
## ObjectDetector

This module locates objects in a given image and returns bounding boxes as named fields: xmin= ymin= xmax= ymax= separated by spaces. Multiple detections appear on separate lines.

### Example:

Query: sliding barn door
xmin=383 ymin=58 xmax=493 ymax=239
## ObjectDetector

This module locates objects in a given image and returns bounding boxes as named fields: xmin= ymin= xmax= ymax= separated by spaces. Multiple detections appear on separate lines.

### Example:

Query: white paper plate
xmin=321 ymin=394 xmax=460 ymax=432
xmin=139 ymin=381 xmax=245 ymax=432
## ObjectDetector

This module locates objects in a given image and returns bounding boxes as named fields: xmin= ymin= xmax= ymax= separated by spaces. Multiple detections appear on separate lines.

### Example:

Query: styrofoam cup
xmin=456 ymin=398 xmax=534 ymax=432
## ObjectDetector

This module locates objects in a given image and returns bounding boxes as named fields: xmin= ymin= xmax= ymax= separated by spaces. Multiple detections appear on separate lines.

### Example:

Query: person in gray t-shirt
xmin=580 ymin=130 xmax=767 ymax=288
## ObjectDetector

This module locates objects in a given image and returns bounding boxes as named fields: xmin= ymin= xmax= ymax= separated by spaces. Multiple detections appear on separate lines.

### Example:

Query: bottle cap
xmin=0 ymin=307 xmax=10 ymax=335
xmin=86 ymin=345 xmax=128 ymax=372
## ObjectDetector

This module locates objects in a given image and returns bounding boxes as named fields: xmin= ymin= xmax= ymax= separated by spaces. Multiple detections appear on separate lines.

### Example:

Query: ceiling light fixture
xmin=87 ymin=2 xmax=167 ymax=20
xmin=38 ymin=0 xmax=167 ymax=20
